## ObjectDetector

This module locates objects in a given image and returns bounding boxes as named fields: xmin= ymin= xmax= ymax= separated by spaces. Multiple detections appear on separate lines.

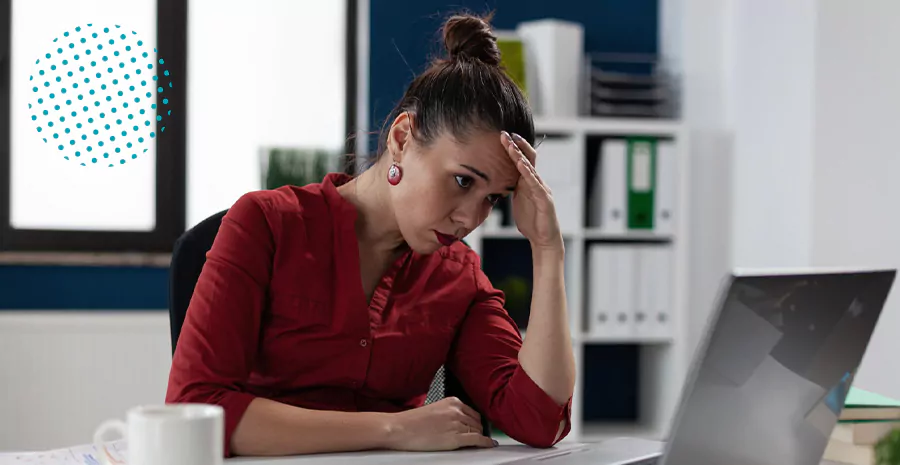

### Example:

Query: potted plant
xmin=876 ymin=427 xmax=900 ymax=465
xmin=259 ymin=147 xmax=341 ymax=190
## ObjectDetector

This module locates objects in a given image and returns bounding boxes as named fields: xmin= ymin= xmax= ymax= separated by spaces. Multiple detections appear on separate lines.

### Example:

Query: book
xmin=841 ymin=387 xmax=900 ymax=421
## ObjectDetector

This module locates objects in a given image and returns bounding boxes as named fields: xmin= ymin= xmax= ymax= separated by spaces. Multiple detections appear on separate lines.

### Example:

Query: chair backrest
xmin=168 ymin=209 xmax=229 ymax=354
xmin=167 ymin=209 xmax=490 ymax=437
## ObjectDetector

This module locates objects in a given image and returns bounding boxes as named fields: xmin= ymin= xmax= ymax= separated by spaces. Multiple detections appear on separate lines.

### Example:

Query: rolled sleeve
xmin=447 ymin=260 xmax=573 ymax=448
xmin=165 ymin=192 xmax=275 ymax=457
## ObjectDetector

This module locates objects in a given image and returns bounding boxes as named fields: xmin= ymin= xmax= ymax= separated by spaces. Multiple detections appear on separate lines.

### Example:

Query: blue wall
xmin=368 ymin=0 xmax=660 ymax=146
xmin=0 ymin=265 xmax=169 ymax=310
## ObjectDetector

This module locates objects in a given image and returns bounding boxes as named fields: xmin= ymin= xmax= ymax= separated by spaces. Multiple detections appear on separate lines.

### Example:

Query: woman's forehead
xmin=432 ymin=130 xmax=519 ymax=185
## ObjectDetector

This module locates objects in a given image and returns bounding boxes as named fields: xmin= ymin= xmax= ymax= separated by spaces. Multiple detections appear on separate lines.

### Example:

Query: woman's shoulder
xmin=229 ymin=179 xmax=338 ymax=223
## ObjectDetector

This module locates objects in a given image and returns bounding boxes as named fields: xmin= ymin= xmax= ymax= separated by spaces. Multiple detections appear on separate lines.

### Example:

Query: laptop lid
xmin=661 ymin=268 xmax=896 ymax=465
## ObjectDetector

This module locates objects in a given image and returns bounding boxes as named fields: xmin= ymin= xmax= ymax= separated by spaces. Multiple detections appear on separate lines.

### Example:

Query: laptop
xmin=508 ymin=268 xmax=896 ymax=465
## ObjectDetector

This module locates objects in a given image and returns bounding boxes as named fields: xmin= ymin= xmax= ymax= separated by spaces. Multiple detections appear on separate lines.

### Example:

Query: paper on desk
xmin=0 ymin=441 xmax=126 ymax=465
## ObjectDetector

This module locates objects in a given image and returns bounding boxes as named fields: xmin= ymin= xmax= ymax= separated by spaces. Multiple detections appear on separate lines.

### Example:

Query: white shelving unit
xmin=465 ymin=116 xmax=691 ymax=444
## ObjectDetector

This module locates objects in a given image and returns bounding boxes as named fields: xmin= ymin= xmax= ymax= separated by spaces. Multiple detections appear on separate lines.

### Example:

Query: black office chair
xmin=168 ymin=208 xmax=491 ymax=437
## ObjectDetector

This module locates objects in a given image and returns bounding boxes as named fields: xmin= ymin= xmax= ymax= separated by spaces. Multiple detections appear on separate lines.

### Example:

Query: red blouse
xmin=165 ymin=173 xmax=572 ymax=456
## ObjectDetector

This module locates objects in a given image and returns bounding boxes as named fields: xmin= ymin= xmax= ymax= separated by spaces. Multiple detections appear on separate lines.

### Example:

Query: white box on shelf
xmin=534 ymin=136 xmax=581 ymax=233
xmin=516 ymin=19 xmax=584 ymax=117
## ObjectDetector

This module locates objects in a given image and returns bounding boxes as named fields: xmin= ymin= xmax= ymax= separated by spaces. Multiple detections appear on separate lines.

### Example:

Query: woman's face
xmin=389 ymin=126 xmax=520 ymax=255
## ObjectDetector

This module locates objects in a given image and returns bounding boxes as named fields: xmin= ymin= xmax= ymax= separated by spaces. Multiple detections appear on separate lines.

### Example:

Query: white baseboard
xmin=0 ymin=311 xmax=172 ymax=452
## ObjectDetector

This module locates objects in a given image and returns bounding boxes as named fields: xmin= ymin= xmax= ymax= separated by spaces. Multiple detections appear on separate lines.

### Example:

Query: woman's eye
xmin=487 ymin=194 xmax=502 ymax=205
xmin=455 ymin=175 xmax=473 ymax=189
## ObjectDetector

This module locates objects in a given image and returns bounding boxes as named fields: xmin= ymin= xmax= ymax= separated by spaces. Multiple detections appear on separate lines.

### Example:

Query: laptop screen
xmin=663 ymin=270 xmax=895 ymax=465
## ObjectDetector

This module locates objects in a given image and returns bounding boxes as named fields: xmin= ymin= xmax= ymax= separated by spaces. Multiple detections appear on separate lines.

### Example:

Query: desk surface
xmin=0 ymin=441 xmax=852 ymax=465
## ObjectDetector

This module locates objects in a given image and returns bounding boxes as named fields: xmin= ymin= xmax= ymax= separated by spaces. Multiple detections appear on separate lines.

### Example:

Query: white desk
xmin=0 ymin=440 xmax=851 ymax=465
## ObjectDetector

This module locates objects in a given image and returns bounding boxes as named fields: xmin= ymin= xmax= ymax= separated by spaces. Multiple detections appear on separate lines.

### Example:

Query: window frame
xmin=0 ymin=0 xmax=358 ymax=252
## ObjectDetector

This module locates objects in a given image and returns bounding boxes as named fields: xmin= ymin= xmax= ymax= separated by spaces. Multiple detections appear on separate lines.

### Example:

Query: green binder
xmin=627 ymin=138 xmax=657 ymax=230
xmin=496 ymin=35 xmax=527 ymax=98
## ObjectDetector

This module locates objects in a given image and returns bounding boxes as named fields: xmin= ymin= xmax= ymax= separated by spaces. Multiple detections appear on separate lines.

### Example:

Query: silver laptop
xmin=509 ymin=268 xmax=896 ymax=465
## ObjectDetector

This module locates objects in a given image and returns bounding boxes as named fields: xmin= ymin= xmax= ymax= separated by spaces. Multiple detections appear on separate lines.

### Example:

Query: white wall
xmin=0 ymin=313 xmax=172 ymax=452
xmin=669 ymin=0 xmax=900 ymax=398
xmin=661 ymin=0 xmax=736 ymax=347
xmin=728 ymin=0 xmax=817 ymax=269
xmin=810 ymin=0 xmax=900 ymax=398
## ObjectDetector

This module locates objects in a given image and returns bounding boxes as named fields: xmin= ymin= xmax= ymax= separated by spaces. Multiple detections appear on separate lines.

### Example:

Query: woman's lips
xmin=434 ymin=231 xmax=458 ymax=246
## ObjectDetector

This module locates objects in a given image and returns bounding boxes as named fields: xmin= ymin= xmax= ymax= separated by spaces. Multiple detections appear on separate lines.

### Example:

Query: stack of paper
xmin=0 ymin=441 xmax=125 ymax=465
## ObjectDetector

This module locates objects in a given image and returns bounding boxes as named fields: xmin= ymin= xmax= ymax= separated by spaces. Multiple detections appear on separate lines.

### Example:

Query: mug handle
xmin=93 ymin=419 xmax=127 ymax=465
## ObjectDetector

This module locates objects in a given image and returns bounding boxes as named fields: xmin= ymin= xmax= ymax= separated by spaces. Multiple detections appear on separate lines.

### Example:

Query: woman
xmin=166 ymin=13 xmax=576 ymax=457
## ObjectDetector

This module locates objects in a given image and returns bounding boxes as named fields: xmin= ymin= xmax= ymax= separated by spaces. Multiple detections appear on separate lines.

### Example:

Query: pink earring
xmin=387 ymin=163 xmax=402 ymax=185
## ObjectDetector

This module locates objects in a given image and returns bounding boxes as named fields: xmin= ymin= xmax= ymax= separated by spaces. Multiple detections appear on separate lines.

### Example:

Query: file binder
xmin=627 ymin=138 xmax=656 ymax=230
xmin=634 ymin=246 xmax=672 ymax=339
xmin=654 ymin=140 xmax=676 ymax=235
xmin=612 ymin=246 xmax=637 ymax=338
xmin=588 ymin=244 xmax=613 ymax=336
xmin=588 ymin=244 xmax=636 ymax=339
xmin=535 ymin=137 xmax=581 ymax=233
xmin=592 ymin=139 xmax=627 ymax=234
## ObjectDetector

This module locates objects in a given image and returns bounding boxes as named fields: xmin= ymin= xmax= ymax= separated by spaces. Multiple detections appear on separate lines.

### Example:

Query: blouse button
xmin=359 ymin=339 xmax=368 ymax=347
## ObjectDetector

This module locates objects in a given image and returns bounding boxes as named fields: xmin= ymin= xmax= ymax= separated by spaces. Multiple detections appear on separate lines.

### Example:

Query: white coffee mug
xmin=93 ymin=404 xmax=224 ymax=465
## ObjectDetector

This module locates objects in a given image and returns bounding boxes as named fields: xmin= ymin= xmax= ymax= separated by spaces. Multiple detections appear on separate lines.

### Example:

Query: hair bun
xmin=442 ymin=14 xmax=501 ymax=66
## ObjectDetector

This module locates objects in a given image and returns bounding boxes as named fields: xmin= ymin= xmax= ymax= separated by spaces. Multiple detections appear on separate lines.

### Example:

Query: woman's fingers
xmin=515 ymin=155 xmax=543 ymax=192
xmin=454 ymin=418 xmax=483 ymax=435
xmin=456 ymin=402 xmax=482 ymax=423
xmin=457 ymin=433 xmax=497 ymax=449
xmin=510 ymin=133 xmax=537 ymax=166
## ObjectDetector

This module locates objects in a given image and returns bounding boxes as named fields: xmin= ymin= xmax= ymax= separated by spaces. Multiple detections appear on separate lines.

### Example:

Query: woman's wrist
xmin=531 ymin=238 xmax=565 ymax=264
xmin=374 ymin=412 xmax=398 ymax=449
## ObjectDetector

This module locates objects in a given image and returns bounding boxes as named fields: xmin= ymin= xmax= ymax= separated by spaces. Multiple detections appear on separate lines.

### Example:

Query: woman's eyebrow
xmin=460 ymin=164 xmax=516 ymax=191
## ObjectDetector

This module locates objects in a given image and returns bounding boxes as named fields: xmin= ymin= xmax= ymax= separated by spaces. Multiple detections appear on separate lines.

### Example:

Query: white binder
xmin=591 ymin=139 xmax=627 ymax=233
xmin=634 ymin=246 xmax=673 ymax=339
xmin=654 ymin=140 xmax=677 ymax=235
xmin=535 ymin=137 xmax=581 ymax=233
xmin=588 ymin=244 xmax=636 ymax=339
xmin=588 ymin=244 xmax=614 ymax=336
xmin=611 ymin=246 xmax=637 ymax=338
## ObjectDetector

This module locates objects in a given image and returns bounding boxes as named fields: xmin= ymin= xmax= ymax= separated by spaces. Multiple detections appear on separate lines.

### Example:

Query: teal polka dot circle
xmin=28 ymin=23 xmax=174 ymax=167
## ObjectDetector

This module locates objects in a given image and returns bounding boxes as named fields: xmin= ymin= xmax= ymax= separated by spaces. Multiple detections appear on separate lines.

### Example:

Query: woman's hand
xmin=383 ymin=397 xmax=496 ymax=451
xmin=502 ymin=132 xmax=564 ymax=252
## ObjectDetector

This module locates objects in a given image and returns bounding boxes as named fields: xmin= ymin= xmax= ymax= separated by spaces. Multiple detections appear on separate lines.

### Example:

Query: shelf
xmin=578 ymin=334 xmax=674 ymax=345
xmin=480 ymin=228 xmax=672 ymax=242
xmin=480 ymin=228 xmax=526 ymax=239
xmin=534 ymin=116 xmax=683 ymax=137
xmin=480 ymin=228 xmax=579 ymax=240
xmin=583 ymin=229 xmax=673 ymax=242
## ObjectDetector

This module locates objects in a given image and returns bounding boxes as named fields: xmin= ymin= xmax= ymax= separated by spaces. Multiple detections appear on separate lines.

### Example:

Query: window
xmin=0 ymin=0 xmax=358 ymax=251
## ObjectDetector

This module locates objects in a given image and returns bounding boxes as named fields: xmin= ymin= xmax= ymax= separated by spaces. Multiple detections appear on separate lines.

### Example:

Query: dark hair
xmin=368 ymin=12 xmax=535 ymax=170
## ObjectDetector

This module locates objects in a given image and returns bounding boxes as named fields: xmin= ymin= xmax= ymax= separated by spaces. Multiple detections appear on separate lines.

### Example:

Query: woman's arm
xmin=504 ymin=131 xmax=577 ymax=404
xmin=518 ymin=246 xmax=576 ymax=405
xmin=232 ymin=396 xmax=493 ymax=456
xmin=230 ymin=398 xmax=390 ymax=456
